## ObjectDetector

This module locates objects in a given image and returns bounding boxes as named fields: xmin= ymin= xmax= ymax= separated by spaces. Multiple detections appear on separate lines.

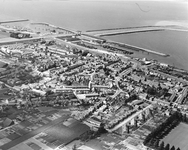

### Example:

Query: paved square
xmin=162 ymin=122 xmax=188 ymax=150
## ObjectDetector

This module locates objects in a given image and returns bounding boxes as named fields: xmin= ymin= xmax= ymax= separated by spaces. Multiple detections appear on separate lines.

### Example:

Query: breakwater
xmin=108 ymin=41 xmax=169 ymax=57
xmin=0 ymin=19 xmax=29 ymax=24
xmin=86 ymin=25 xmax=166 ymax=32
xmin=98 ymin=29 xmax=165 ymax=37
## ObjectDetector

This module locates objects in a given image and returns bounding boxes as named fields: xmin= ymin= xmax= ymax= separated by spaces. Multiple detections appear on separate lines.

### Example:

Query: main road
xmin=0 ymin=33 xmax=75 ymax=45
xmin=107 ymin=104 xmax=153 ymax=132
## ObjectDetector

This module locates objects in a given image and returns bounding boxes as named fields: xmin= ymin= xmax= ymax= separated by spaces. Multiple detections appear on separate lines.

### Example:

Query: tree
xmin=170 ymin=146 xmax=175 ymax=150
xmin=139 ymin=79 xmax=142 ymax=83
xmin=96 ymin=123 xmax=107 ymax=135
xmin=165 ymin=144 xmax=170 ymax=150
xmin=142 ymin=113 xmax=146 ymax=122
xmin=176 ymin=148 xmax=180 ymax=150
xmin=149 ymin=109 xmax=154 ymax=118
xmin=134 ymin=118 xmax=138 ymax=127
xmin=147 ymin=86 xmax=157 ymax=95
xmin=147 ymin=139 xmax=154 ymax=147
xmin=153 ymin=139 xmax=160 ymax=148
xmin=177 ymin=112 xmax=183 ymax=121
xmin=159 ymin=141 xmax=165 ymax=150
xmin=126 ymin=124 xmax=130 ymax=134
xmin=72 ymin=144 xmax=77 ymax=150
xmin=183 ymin=114 xmax=187 ymax=122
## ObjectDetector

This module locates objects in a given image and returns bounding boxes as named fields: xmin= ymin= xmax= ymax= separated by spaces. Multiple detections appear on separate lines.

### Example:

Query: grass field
xmin=162 ymin=122 xmax=188 ymax=150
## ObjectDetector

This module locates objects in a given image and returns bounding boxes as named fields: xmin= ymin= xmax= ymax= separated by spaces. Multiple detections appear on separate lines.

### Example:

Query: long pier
xmin=0 ymin=19 xmax=29 ymax=24
xmin=91 ymin=28 xmax=165 ymax=36
xmin=86 ymin=25 xmax=166 ymax=32
xmin=86 ymin=25 xmax=188 ymax=36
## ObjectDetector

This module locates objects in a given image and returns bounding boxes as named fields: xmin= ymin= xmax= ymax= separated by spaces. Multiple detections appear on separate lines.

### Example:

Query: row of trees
xmin=143 ymin=111 xmax=187 ymax=150
xmin=156 ymin=142 xmax=180 ymax=150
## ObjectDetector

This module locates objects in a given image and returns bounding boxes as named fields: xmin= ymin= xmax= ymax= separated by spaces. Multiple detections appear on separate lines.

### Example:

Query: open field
xmin=162 ymin=122 xmax=188 ymax=150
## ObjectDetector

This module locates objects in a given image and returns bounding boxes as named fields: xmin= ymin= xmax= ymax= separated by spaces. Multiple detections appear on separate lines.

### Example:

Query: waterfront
xmin=0 ymin=0 xmax=187 ymax=71
xmin=0 ymin=1 xmax=188 ymax=150
xmin=103 ymin=30 xmax=188 ymax=71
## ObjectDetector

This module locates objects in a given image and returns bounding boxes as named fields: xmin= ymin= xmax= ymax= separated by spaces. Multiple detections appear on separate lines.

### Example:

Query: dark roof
xmin=20 ymin=121 xmax=32 ymax=127
xmin=3 ymin=118 xmax=14 ymax=127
